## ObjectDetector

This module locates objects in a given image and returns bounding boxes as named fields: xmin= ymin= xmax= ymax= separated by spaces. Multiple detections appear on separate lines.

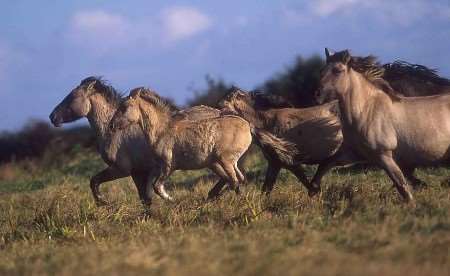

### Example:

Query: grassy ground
xmin=0 ymin=148 xmax=449 ymax=276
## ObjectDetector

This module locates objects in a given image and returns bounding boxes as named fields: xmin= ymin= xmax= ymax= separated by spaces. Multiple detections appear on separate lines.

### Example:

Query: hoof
xmin=307 ymin=185 xmax=321 ymax=197
xmin=95 ymin=198 xmax=109 ymax=207
xmin=407 ymin=199 xmax=417 ymax=209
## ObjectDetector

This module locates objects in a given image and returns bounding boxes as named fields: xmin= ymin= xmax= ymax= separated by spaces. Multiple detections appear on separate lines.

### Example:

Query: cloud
xmin=68 ymin=10 xmax=132 ymax=54
xmin=68 ymin=7 xmax=212 ymax=54
xmin=284 ymin=0 xmax=450 ymax=26
xmin=161 ymin=6 xmax=212 ymax=42
xmin=312 ymin=0 xmax=364 ymax=17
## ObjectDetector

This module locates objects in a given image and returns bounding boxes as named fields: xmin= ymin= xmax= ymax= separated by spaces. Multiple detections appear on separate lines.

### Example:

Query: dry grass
xmin=0 ymin=152 xmax=449 ymax=276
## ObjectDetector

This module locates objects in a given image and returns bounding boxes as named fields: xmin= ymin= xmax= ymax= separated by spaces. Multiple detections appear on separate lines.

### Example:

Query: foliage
xmin=187 ymin=75 xmax=233 ymax=108
xmin=260 ymin=55 xmax=325 ymax=107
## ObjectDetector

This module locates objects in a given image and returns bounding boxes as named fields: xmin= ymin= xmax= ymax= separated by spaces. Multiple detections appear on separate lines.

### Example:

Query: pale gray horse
xmin=317 ymin=49 xmax=450 ymax=203
xmin=50 ymin=77 xmax=220 ymax=206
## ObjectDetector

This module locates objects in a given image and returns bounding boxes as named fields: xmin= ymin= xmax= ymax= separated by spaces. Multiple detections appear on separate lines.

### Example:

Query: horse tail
xmin=250 ymin=127 xmax=299 ymax=165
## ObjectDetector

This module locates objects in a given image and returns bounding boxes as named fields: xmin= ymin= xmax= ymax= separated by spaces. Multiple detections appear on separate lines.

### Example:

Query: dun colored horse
xmin=219 ymin=88 xmax=350 ymax=195
xmin=49 ymin=77 xmax=220 ymax=205
xmin=317 ymin=48 xmax=450 ymax=203
xmin=109 ymin=88 xmax=297 ymax=203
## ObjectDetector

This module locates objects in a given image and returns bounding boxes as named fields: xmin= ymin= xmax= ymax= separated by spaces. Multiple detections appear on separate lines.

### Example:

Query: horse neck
xmin=337 ymin=71 xmax=388 ymax=126
xmin=139 ymin=104 xmax=171 ymax=145
xmin=236 ymin=105 xmax=266 ymax=128
xmin=86 ymin=95 xmax=117 ymax=140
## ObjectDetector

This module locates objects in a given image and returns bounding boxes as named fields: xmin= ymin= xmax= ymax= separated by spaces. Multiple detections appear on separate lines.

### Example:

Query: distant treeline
xmin=188 ymin=55 xmax=324 ymax=107
xmin=0 ymin=55 xmax=324 ymax=164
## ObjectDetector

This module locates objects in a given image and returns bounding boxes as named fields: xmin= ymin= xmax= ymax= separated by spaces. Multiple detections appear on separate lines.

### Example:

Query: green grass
xmin=0 ymin=151 xmax=449 ymax=276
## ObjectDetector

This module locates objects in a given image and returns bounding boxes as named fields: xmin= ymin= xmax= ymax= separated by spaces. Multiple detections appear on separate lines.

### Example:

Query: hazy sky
xmin=1 ymin=0 xmax=449 ymax=130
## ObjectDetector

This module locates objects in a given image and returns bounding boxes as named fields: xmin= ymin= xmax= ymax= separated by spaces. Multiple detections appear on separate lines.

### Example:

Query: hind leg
xmin=261 ymin=161 xmax=281 ymax=194
xmin=208 ymin=162 xmax=232 ymax=199
xmin=235 ymin=163 xmax=246 ymax=184
xmin=286 ymin=164 xmax=315 ymax=193
xmin=403 ymin=167 xmax=427 ymax=190
xmin=219 ymin=160 xmax=241 ymax=194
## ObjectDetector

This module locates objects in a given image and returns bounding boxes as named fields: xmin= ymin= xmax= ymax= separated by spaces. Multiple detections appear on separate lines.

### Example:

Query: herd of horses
xmin=49 ymin=49 xmax=450 ymax=208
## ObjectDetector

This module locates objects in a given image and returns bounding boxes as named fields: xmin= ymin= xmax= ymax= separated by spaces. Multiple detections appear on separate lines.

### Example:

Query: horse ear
xmin=325 ymin=48 xmax=334 ymax=61
xmin=342 ymin=50 xmax=351 ymax=65
xmin=86 ymin=80 xmax=97 ymax=93
xmin=130 ymin=88 xmax=143 ymax=99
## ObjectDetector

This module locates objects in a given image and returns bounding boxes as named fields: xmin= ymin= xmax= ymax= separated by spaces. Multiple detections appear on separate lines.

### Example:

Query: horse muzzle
xmin=49 ymin=112 xmax=62 ymax=127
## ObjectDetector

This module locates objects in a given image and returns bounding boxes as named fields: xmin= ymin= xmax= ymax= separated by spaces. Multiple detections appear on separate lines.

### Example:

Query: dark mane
xmin=331 ymin=50 xmax=401 ymax=101
xmin=131 ymin=87 xmax=179 ymax=113
xmin=227 ymin=86 xmax=292 ymax=110
xmin=383 ymin=61 xmax=450 ymax=86
xmin=81 ymin=76 xmax=124 ymax=107
xmin=249 ymin=91 xmax=293 ymax=110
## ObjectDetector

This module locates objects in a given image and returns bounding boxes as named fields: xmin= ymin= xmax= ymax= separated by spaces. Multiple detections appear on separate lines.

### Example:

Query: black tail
xmin=251 ymin=128 xmax=299 ymax=165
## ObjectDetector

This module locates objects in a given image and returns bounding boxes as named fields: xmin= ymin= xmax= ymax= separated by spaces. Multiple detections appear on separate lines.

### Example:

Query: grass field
xmin=0 ymin=148 xmax=449 ymax=276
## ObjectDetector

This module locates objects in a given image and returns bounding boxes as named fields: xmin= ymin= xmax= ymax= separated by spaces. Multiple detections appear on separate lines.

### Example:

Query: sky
xmin=1 ymin=0 xmax=449 ymax=131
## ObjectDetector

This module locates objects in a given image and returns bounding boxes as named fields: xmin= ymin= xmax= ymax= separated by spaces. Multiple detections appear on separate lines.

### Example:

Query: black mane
xmin=383 ymin=61 xmax=450 ymax=86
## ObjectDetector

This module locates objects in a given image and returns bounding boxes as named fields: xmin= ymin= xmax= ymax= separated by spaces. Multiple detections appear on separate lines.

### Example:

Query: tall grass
xmin=0 ymin=150 xmax=449 ymax=275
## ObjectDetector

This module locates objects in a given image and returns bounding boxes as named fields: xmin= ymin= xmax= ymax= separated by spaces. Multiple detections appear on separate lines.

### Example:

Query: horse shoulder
xmin=361 ymin=97 xmax=398 ymax=151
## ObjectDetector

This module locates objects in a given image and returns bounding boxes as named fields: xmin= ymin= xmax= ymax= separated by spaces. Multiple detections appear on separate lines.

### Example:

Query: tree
xmin=187 ymin=75 xmax=233 ymax=107
xmin=260 ymin=55 xmax=325 ymax=107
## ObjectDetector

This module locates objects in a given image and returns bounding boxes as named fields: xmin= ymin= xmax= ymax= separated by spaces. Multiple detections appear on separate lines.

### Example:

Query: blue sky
xmin=1 ymin=0 xmax=449 ymax=130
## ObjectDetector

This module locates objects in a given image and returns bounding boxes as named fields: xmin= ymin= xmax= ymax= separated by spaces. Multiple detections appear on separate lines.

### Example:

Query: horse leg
xmin=286 ymin=164 xmax=314 ymax=192
xmin=131 ymin=172 xmax=153 ymax=207
xmin=208 ymin=162 xmax=231 ymax=199
xmin=309 ymin=148 xmax=360 ymax=197
xmin=261 ymin=161 xmax=281 ymax=194
xmin=234 ymin=163 xmax=246 ymax=184
xmin=403 ymin=167 xmax=427 ymax=190
xmin=90 ymin=167 xmax=127 ymax=206
xmin=207 ymin=179 xmax=227 ymax=200
xmin=220 ymin=161 xmax=241 ymax=195
xmin=377 ymin=152 xmax=414 ymax=203
xmin=151 ymin=166 xmax=174 ymax=202
xmin=309 ymin=155 xmax=341 ymax=197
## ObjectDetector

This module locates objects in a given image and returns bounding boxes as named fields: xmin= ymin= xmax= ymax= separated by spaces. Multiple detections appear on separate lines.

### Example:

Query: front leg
xmin=131 ymin=172 xmax=154 ymax=207
xmin=90 ymin=167 xmax=128 ymax=206
xmin=152 ymin=165 xmax=174 ymax=202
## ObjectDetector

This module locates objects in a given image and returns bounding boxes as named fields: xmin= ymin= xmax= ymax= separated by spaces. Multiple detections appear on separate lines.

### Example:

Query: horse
xmin=109 ymin=88 xmax=298 ymax=201
xmin=317 ymin=48 xmax=450 ymax=203
xmin=218 ymin=87 xmax=353 ymax=195
xmin=49 ymin=77 xmax=221 ymax=206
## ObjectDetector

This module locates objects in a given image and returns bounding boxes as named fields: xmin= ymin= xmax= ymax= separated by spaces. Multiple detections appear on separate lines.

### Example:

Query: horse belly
xmin=395 ymin=130 xmax=450 ymax=166
xmin=173 ymin=132 xmax=217 ymax=170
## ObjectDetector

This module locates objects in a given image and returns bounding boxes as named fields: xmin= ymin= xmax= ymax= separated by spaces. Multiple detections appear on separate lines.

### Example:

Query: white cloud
xmin=68 ymin=7 xmax=213 ymax=54
xmin=312 ymin=0 xmax=364 ymax=17
xmin=284 ymin=0 xmax=450 ymax=26
xmin=161 ymin=6 xmax=212 ymax=42
xmin=68 ymin=10 xmax=132 ymax=54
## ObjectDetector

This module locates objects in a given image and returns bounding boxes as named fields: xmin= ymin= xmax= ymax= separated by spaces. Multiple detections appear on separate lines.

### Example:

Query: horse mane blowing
xmin=329 ymin=50 xmax=401 ymax=101
xmin=81 ymin=76 xmax=124 ymax=108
